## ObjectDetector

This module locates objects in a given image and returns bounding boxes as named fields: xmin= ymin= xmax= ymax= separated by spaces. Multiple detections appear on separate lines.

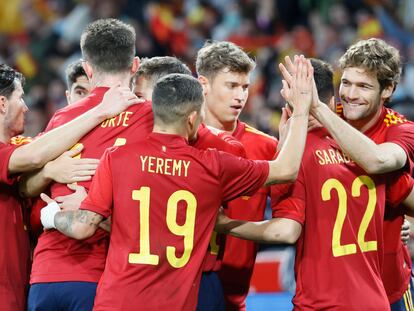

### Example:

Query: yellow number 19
xmin=128 ymin=187 xmax=197 ymax=268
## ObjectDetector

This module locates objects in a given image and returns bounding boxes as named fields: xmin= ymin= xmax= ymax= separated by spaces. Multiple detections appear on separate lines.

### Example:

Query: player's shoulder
xmin=383 ymin=107 xmax=414 ymax=129
xmin=10 ymin=135 xmax=32 ymax=146
xmin=240 ymin=122 xmax=277 ymax=145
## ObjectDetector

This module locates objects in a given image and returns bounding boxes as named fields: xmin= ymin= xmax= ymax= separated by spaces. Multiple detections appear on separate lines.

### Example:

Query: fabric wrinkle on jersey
xmin=30 ymin=87 xmax=154 ymax=284
xmin=80 ymin=132 xmax=269 ymax=311
xmin=217 ymin=120 xmax=278 ymax=311
xmin=0 ymin=142 xmax=31 ymax=311
xmin=271 ymin=108 xmax=414 ymax=310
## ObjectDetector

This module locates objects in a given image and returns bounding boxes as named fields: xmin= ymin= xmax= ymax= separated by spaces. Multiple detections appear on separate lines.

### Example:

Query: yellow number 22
xmin=321 ymin=176 xmax=377 ymax=257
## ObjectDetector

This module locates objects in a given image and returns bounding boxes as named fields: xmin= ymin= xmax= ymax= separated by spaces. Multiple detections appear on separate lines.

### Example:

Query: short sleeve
xmin=386 ymin=172 xmax=414 ymax=208
xmin=79 ymin=149 xmax=114 ymax=218
xmin=271 ymin=168 xmax=306 ymax=224
xmin=192 ymin=125 xmax=246 ymax=157
xmin=385 ymin=123 xmax=414 ymax=172
xmin=0 ymin=143 xmax=18 ymax=185
xmin=217 ymin=151 xmax=269 ymax=202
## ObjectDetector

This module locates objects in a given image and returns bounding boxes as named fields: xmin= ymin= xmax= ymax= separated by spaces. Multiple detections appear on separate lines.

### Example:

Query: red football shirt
xmin=0 ymin=142 xmax=31 ymax=311
xmin=30 ymin=87 xmax=154 ymax=283
xmin=80 ymin=133 xmax=269 ymax=311
xmin=372 ymin=107 xmax=414 ymax=303
xmin=217 ymin=121 xmax=278 ymax=310
xmin=273 ymin=126 xmax=413 ymax=310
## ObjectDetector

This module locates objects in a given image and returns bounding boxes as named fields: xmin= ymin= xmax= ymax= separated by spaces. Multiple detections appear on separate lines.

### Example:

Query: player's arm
xmin=19 ymin=145 xmax=99 ymax=197
xmin=215 ymin=211 xmax=301 ymax=244
xmin=265 ymin=56 xmax=311 ymax=184
xmin=40 ymin=193 xmax=103 ymax=240
xmin=8 ymin=85 xmax=140 ymax=174
xmin=280 ymin=55 xmax=407 ymax=174
xmin=402 ymin=187 xmax=414 ymax=217
xmin=312 ymin=103 xmax=407 ymax=174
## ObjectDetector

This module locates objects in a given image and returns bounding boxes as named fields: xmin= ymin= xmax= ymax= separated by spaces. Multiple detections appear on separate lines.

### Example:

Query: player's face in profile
xmin=134 ymin=76 xmax=153 ymax=101
xmin=4 ymin=80 xmax=28 ymax=136
xmin=205 ymin=69 xmax=249 ymax=128
xmin=339 ymin=67 xmax=383 ymax=124
xmin=67 ymin=75 xmax=92 ymax=105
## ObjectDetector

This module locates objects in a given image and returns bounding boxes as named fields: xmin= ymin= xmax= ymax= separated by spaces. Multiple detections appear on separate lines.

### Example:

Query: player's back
xmin=31 ymin=87 xmax=154 ymax=284
xmin=293 ymin=128 xmax=390 ymax=310
xmin=90 ymin=133 xmax=268 ymax=311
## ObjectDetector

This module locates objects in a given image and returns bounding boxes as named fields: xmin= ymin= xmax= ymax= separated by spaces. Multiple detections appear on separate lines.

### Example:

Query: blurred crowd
xmin=1 ymin=0 xmax=414 ymax=137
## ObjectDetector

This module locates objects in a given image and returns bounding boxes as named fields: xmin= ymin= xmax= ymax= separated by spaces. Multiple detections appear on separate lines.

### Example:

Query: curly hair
xmin=339 ymin=38 xmax=401 ymax=92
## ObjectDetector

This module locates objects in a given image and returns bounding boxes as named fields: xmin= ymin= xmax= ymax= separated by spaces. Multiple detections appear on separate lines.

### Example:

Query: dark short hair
xmin=310 ymin=58 xmax=334 ymax=103
xmin=80 ymin=18 xmax=136 ymax=73
xmin=65 ymin=59 xmax=87 ymax=89
xmin=0 ymin=64 xmax=24 ymax=98
xmin=152 ymin=74 xmax=204 ymax=125
xmin=135 ymin=56 xmax=191 ymax=86
xmin=196 ymin=41 xmax=255 ymax=80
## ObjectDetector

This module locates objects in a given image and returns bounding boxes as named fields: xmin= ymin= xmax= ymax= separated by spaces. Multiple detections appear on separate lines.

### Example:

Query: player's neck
xmin=0 ymin=126 xmax=12 ymax=144
xmin=204 ymin=113 xmax=236 ymax=134
xmin=89 ymin=72 xmax=132 ymax=89
xmin=153 ymin=124 xmax=188 ymax=140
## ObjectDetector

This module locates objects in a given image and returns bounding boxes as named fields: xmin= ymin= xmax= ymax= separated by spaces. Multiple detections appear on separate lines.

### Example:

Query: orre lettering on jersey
xmin=140 ymin=155 xmax=190 ymax=177
xmin=315 ymin=148 xmax=354 ymax=165
xmin=101 ymin=111 xmax=132 ymax=128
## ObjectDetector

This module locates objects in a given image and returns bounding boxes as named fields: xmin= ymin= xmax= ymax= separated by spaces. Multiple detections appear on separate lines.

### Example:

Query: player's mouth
xmin=230 ymin=104 xmax=243 ymax=112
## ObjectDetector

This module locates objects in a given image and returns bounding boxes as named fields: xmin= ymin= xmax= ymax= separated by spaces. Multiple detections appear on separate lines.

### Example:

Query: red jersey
xmin=374 ymin=107 xmax=414 ymax=303
xmin=0 ymin=142 xmax=31 ymax=311
xmin=217 ymin=121 xmax=278 ymax=310
xmin=30 ymin=87 xmax=154 ymax=284
xmin=80 ymin=133 xmax=269 ymax=311
xmin=272 ymin=126 xmax=413 ymax=310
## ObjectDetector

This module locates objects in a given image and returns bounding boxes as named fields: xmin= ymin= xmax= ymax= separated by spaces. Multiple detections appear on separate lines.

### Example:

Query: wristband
xmin=40 ymin=201 xmax=60 ymax=229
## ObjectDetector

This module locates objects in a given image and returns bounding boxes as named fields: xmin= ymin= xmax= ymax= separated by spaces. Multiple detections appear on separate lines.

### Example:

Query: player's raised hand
xmin=96 ymin=84 xmax=144 ymax=119
xmin=280 ymin=55 xmax=313 ymax=116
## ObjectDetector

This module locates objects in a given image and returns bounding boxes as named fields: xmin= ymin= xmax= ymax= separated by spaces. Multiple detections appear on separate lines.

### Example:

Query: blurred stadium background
xmin=2 ymin=0 xmax=414 ymax=309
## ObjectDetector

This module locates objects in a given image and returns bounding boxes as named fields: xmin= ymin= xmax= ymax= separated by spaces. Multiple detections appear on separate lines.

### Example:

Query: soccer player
xmin=196 ymin=41 xmax=278 ymax=311
xmin=0 ymin=63 xmax=138 ymax=311
xmin=295 ymin=39 xmax=414 ymax=310
xmin=27 ymin=18 xmax=155 ymax=311
xmin=277 ymin=41 xmax=414 ymax=309
xmin=65 ymin=59 xmax=92 ymax=105
xmin=133 ymin=56 xmax=192 ymax=100
xmin=220 ymin=55 xmax=413 ymax=310
xmin=39 ymin=68 xmax=312 ymax=310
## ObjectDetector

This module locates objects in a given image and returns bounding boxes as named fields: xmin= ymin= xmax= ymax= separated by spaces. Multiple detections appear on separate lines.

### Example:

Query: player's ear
xmin=187 ymin=110 xmax=199 ymax=135
xmin=198 ymin=75 xmax=210 ymax=96
xmin=380 ymin=83 xmax=394 ymax=103
xmin=131 ymin=57 xmax=140 ymax=75
xmin=82 ymin=61 xmax=93 ymax=80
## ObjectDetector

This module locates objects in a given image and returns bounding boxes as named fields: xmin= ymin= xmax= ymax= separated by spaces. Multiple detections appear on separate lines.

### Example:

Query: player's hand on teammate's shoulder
xmin=96 ymin=84 xmax=145 ymax=119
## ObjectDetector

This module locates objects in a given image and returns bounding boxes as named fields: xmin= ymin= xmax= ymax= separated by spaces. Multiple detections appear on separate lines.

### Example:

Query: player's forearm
xmin=267 ymin=112 xmax=308 ymax=184
xmin=18 ymin=169 xmax=51 ymax=198
xmin=54 ymin=209 xmax=102 ymax=240
xmin=8 ymin=107 xmax=109 ymax=174
xmin=215 ymin=214 xmax=301 ymax=244
xmin=312 ymin=103 xmax=406 ymax=174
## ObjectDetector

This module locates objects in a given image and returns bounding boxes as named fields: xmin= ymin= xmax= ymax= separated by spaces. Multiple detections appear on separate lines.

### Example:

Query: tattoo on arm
xmin=55 ymin=210 xmax=103 ymax=239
